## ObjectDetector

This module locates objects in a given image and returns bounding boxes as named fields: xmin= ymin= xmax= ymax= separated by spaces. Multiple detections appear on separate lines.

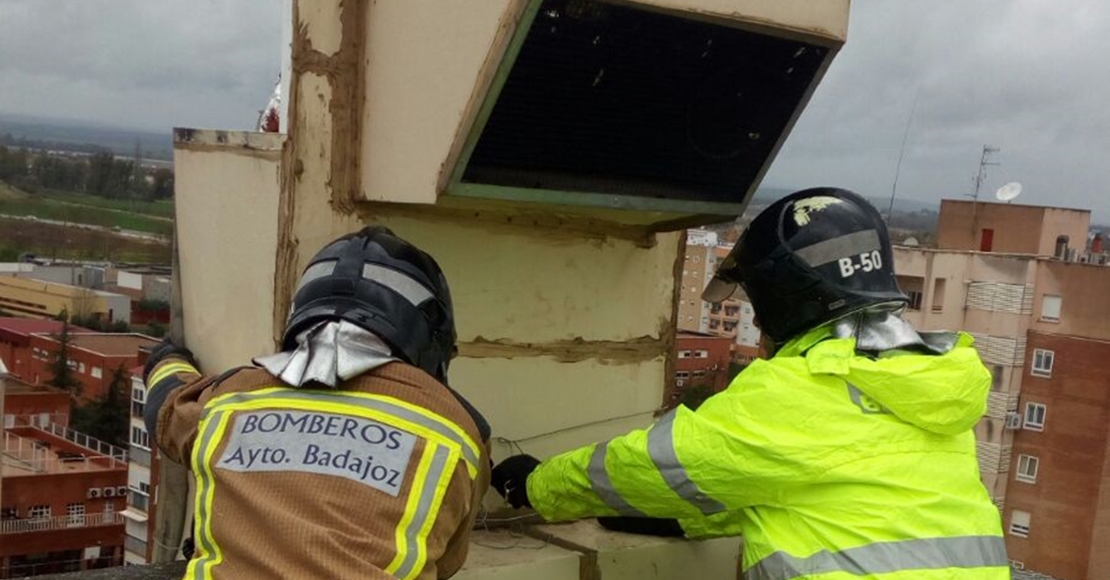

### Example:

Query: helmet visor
xmin=702 ymin=276 xmax=739 ymax=303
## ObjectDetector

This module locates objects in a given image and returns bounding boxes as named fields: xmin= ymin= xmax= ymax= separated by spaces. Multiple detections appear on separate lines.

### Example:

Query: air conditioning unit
xmin=87 ymin=488 xmax=101 ymax=499
xmin=676 ymin=379 xmax=685 ymax=387
xmin=102 ymin=487 xmax=116 ymax=498
xmin=1005 ymin=412 xmax=1023 ymax=430
xmin=117 ymin=486 xmax=129 ymax=497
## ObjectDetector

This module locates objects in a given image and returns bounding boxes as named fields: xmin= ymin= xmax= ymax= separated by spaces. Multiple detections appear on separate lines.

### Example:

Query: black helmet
xmin=283 ymin=226 xmax=457 ymax=382
xmin=702 ymin=187 xmax=907 ymax=344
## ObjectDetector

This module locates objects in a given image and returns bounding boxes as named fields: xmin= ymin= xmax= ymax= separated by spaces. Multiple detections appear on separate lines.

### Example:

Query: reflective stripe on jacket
xmin=145 ymin=361 xmax=489 ymax=580
xmin=527 ymin=329 xmax=1009 ymax=580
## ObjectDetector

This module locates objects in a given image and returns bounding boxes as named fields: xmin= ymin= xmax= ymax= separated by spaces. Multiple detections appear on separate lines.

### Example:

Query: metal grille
xmin=464 ymin=0 xmax=827 ymax=203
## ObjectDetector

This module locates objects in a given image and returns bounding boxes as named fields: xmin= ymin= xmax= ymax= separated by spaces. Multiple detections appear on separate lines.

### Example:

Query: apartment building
xmin=1 ymin=377 xmax=128 ymax=578
xmin=121 ymin=367 xmax=156 ymax=566
xmin=678 ymin=230 xmax=718 ymax=334
xmin=679 ymin=231 xmax=763 ymax=361
xmin=894 ymin=199 xmax=1107 ymax=580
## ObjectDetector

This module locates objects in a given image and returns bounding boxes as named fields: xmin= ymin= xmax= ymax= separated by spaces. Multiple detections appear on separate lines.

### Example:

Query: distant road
xmin=0 ymin=213 xmax=168 ymax=243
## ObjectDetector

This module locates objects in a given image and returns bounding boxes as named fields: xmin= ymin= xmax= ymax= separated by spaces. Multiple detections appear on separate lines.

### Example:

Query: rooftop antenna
xmin=968 ymin=145 xmax=1000 ymax=238
xmin=886 ymin=89 xmax=919 ymax=221
xmin=995 ymin=182 xmax=1023 ymax=204
xmin=970 ymin=145 xmax=1000 ymax=202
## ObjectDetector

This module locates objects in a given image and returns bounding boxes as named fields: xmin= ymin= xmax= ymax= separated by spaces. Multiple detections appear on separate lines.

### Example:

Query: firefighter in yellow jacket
xmin=492 ymin=188 xmax=1010 ymax=580
xmin=144 ymin=227 xmax=490 ymax=580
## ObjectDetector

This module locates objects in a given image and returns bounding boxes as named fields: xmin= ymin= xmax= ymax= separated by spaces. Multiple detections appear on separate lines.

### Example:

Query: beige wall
xmin=1038 ymin=207 xmax=1091 ymax=258
xmin=678 ymin=244 xmax=714 ymax=333
xmin=1032 ymin=260 xmax=1110 ymax=341
xmin=936 ymin=200 xmax=1090 ymax=256
xmin=0 ymin=276 xmax=110 ymax=321
xmin=173 ymin=131 xmax=283 ymax=369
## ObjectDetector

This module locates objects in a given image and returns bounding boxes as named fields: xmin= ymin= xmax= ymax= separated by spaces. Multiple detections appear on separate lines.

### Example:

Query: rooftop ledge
xmin=28 ymin=521 xmax=741 ymax=580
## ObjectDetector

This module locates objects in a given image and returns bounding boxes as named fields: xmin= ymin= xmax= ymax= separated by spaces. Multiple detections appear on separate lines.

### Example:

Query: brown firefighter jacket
xmin=144 ymin=357 xmax=491 ymax=580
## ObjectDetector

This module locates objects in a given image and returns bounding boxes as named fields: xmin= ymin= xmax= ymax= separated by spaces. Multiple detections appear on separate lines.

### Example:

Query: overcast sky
xmin=1 ymin=1 xmax=1108 ymax=219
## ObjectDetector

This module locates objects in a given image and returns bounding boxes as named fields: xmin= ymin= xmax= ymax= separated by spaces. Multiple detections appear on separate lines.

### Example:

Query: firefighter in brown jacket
xmin=143 ymin=227 xmax=491 ymax=580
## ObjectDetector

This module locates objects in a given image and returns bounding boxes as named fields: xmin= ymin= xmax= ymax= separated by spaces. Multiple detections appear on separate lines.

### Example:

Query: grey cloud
xmin=766 ymin=0 xmax=1110 ymax=221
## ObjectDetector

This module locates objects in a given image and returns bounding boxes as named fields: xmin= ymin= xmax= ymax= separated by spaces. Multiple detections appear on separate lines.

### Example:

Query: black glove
xmin=491 ymin=454 xmax=541 ymax=509
xmin=597 ymin=516 xmax=685 ymax=537
xmin=143 ymin=339 xmax=198 ymax=382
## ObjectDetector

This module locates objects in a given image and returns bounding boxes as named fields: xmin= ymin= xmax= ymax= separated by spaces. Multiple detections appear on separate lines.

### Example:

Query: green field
xmin=0 ymin=182 xmax=172 ymax=236
xmin=39 ymin=189 xmax=174 ymax=219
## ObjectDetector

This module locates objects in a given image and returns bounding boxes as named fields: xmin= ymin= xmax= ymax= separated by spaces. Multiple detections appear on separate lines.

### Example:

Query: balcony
xmin=129 ymin=445 xmax=151 ymax=468
xmin=128 ymin=491 xmax=150 ymax=513
xmin=2 ymin=431 xmax=124 ymax=475
xmin=0 ymin=511 xmax=123 ymax=535
xmin=125 ymin=534 xmax=148 ymax=558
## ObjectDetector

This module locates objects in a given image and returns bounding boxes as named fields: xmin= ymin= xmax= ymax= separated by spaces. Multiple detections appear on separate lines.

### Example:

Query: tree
xmin=47 ymin=311 xmax=82 ymax=397
xmin=71 ymin=366 xmax=130 ymax=448
xmin=150 ymin=168 xmax=174 ymax=199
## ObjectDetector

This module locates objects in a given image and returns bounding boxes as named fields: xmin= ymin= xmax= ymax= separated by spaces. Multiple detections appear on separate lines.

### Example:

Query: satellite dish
xmin=996 ymin=182 xmax=1023 ymax=202
xmin=903 ymin=236 xmax=920 ymax=247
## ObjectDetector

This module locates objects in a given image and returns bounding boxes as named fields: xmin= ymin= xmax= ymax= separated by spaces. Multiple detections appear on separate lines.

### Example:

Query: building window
xmin=1016 ymin=455 xmax=1039 ymax=484
xmin=79 ymin=362 xmax=86 ymax=374
xmin=1031 ymin=349 xmax=1054 ymax=377
xmin=1041 ymin=295 xmax=1062 ymax=322
xmin=896 ymin=276 xmax=924 ymax=311
xmin=678 ymin=350 xmax=691 ymax=359
xmin=131 ymin=426 xmax=150 ymax=450
xmin=692 ymin=256 xmax=700 ymax=263
xmin=675 ymin=371 xmax=690 ymax=380
xmin=906 ymin=291 xmax=923 ymax=311
xmin=931 ymin=279 xmax=946 ymax=313
xmin=1009 ymin=510 xmax=1031 ymax=538
xmin=990 ymin=365 xmax=1004 ymax=391
xmin=695 ymin=350 xmax=708 ymax=358
xmin=1024 ymin=403 xmax=1046 ymax=431
xmin=91 ymin=367 xmax=103 ymax=379
xmin=692 ymin=370 xmax=706 ymax=379
xmin=28 ymin=505 xmax=51 ymax=519
xmin=66 ymin=502 xmax=86 ymax=526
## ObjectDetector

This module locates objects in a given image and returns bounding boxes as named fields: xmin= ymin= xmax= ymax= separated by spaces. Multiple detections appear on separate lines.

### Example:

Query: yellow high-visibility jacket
xmin=527 ymin=328 xmax=1009 ymax=580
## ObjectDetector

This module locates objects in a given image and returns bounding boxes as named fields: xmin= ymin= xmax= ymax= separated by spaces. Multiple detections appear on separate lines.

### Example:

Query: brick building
xmin=0 ymin=319 xmax=91 ymax=385
xmin=894 ymin=199 xmax=1110 ymax=580
xmin=22 ymin=333 xmax=158 ymax=402
xmin=1 ymin=377 xmax=128 ymax=578
xmin=664 ymin=331 xmax=732 ymax=409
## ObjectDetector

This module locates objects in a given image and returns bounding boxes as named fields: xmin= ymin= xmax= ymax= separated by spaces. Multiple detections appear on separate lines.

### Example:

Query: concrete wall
xmin=172 ymin=131 xmax=283 ymax=369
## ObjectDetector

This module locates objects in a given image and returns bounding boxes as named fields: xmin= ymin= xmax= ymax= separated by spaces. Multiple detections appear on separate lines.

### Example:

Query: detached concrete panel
xmin=365 ymin=215 xmax=680 ymax=343
xmin=173 ymin=131 xmax=283 ymax=370
xmin=531 ymin=520 xmax=741 ymax=580
xmin=453 ymin=357 xmax=665 ymax=460
xmin=361 ymin=0 xmax=521 ymax=204
xmin=456 ymin=530 xmax=581 ymax=580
